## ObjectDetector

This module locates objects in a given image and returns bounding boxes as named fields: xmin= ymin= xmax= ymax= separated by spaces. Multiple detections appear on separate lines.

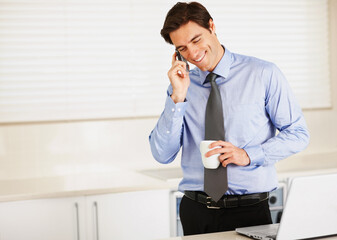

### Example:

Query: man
xmin=149 ymin=2 xmax=309 ymax=236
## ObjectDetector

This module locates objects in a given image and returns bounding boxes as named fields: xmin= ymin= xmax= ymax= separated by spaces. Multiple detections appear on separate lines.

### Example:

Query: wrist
xmin=171 ymin=93 xmax=186 ymax=103
xmin=242 ymin=149 xmax=251 ymax=166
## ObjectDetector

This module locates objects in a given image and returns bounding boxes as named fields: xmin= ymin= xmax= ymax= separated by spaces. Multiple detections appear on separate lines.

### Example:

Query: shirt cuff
xmin=164 ymin=95 xmax=187 ymax=119
xmin=243 ymin=145 xmax=266 ymax=166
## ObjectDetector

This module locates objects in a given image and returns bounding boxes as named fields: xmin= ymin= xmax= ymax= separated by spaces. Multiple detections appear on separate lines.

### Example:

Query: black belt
xmin=184 ymin=191 xmax=269 ymax=209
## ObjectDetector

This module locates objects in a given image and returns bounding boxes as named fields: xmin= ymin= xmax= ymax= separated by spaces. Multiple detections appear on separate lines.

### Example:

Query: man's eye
xmin=180 ymin=48 xmax=187 ymax=52
xmin=193 ymin=38 xmax=201 ymax=43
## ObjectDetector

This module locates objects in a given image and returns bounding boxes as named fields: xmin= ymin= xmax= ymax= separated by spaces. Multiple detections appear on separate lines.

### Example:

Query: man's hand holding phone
xmin=168 ymin=51 xmax=190 ymax=104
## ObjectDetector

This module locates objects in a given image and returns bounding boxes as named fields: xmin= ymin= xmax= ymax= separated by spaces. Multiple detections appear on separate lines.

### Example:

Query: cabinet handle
xmin=93 ymin=201 xmax=99 ymax=240
xmin=74 ymin=202 xmax=80 ymax=240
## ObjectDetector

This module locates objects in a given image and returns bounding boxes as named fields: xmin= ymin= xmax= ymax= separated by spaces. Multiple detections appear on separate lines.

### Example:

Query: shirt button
xmin=171 ymin=108 xmax=175 ymax=112
xmin=177 ymin=108 xmax=181 ymax=112
xmin=166 ymin=130 xmax=170 ymax=134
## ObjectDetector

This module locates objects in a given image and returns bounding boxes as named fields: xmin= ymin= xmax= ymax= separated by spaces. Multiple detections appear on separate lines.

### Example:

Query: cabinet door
xmin=0 ymin=197 xmax=85 ymax=240
xmin=86 ymin=189 xmax=171 ymax=240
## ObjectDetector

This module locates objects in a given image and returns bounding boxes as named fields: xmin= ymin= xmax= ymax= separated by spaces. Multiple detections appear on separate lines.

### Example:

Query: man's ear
xmin=209 ymin=19 xmax=216 ymax=34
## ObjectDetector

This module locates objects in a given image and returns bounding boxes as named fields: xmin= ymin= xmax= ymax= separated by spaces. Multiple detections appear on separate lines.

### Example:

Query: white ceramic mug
xmin=199 ymin=140 xmax=221 ymax=169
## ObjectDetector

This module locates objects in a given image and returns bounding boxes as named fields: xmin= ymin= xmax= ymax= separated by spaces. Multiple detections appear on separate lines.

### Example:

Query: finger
xmin=219 ymin=152 xmax=232 ymax=161
xmin=206 ymin=144 xmax=234 ymax=157
xmin=174 ymin=60 xmax=187 ymax=71
xmin=222 ymin=157 xmax=233 ymax=167
xmin=206 ymin=147 xmax=229 ymax=158
xmin=205 ymin=147 xmax=223 ymax=157
xmin=175 ymin=65 xmax=187 ymax=78
xmin=172 ymin=52 xmax=187 ymax=68
xmin=172 ymin=52 xmax=177 ymax=65
xmin=209 ymin=140 xmax=229 ymax=149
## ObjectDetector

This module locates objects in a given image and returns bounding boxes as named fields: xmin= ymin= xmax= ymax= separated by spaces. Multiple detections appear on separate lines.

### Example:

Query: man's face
xmin=169 ymin=20 xmax=223 ymax=72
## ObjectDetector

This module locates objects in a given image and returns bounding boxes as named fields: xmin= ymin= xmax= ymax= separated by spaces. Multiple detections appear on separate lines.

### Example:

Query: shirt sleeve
xmin=149 ymin=87 xmax=187 ymax=164
xmin=244 ymin=63 xmax=310 ymax=166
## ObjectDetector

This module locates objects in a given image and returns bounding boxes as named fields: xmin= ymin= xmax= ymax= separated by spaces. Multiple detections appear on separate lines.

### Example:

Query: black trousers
xmin=179 ymin=195 xmax=272 ymax=236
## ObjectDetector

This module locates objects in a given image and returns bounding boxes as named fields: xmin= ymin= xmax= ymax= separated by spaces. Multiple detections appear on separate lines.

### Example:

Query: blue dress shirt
xmin=149 ymin=48 xmax=310 ymax=195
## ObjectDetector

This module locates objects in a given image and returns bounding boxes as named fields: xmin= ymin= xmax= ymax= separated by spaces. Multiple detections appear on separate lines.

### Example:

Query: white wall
xmin=0 ymin=1 xmax=336 ymax=180
xmin=276 ymin=0 xmax=337 ymax=172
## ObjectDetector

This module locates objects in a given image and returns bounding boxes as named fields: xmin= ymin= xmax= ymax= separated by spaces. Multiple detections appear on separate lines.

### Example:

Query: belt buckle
xmin=206 ymin=196 xmax=221 ymax=209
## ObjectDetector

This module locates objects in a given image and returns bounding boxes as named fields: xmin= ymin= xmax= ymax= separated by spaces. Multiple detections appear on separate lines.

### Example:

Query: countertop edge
xmin=1 ymin=167 xmax=337 ymax=203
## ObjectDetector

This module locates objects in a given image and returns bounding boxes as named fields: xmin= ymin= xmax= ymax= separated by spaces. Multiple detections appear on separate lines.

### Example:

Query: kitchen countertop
xmin=159 ymin=231 xmax=249 ymax=240
xmin=0 ymin=169 xmax=180 ymax=202
xmin=0 ymin=167 xmax=337 ymax=202
xmin=158 ymin=230 xmax=337 ymax=240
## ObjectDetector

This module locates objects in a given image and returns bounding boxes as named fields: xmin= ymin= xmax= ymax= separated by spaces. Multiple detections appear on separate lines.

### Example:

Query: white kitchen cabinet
xmin=0 ymin=196 xmax=85 ymax=240
xmin=85 ymin=189 xmax=171 ymax=240
xmin=0 ymin=189 xmax=171 ymax=240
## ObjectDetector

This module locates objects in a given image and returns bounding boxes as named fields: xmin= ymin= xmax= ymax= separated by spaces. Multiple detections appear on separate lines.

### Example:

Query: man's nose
xmin=187 ymin=45 xmax=199 ymax=59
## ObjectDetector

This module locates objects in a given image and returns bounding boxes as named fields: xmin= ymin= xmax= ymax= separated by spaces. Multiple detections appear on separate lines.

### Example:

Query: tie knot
xmin=206 ymin=73 xmax=218 ymax=83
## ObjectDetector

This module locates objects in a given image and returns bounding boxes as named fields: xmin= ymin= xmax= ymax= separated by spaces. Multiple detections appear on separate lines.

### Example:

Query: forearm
xmin=244 ymin=118 xmax=310 ymax=166
xmin=149 ymin=95 xmax=187 ymax=164
xmin=244 ymin=63 xmax=310 ymax=166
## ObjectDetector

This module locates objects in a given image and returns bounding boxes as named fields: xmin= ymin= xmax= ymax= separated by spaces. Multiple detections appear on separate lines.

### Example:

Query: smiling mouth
xmin=194 ymin=52 xmax=206 ymax=63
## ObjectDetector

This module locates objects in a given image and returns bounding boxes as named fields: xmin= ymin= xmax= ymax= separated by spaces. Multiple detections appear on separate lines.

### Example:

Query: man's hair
xmin=160 ymin=2 xmax=213 ymax=44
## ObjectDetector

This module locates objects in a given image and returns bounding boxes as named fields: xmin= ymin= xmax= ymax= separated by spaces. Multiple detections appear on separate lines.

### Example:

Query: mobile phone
xmin=175 ymin=50 xmax=190 ymax=71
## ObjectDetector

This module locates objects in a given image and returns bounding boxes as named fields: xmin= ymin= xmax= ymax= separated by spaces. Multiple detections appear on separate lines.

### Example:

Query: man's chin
xmin=195 ymin=63 xmax=208 ymax=71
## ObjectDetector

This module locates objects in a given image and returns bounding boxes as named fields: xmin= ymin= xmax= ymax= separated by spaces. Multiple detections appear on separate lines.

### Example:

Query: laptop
xmin=236 ymin=173 xmax=337 ymax=240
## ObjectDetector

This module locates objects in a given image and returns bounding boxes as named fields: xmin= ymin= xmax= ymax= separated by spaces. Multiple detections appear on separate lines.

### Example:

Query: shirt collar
xmin=200 ymin=46 xmax=232 ymax=84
